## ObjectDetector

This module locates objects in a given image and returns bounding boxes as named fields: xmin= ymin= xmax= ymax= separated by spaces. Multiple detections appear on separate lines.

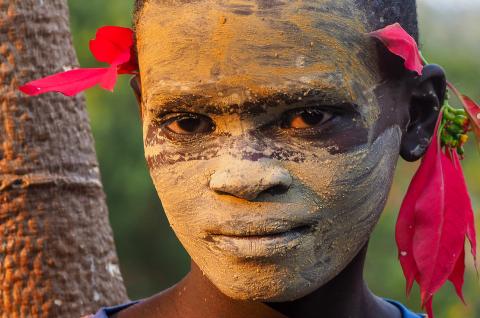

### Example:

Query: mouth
xmin=206 ymin=223 xmax=315 ymax=258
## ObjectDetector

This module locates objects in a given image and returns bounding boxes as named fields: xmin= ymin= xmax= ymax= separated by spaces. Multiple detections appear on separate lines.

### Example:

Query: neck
xmin=169 ymin=243 xmax=401 ymax=318
xmin=268 ymin=244 xmax=378 ymax=317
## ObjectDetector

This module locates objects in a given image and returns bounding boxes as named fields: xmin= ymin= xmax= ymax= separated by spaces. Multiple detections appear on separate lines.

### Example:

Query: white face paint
xmin=137 ymin=0 xmax=403 ymax=302
xmin=145 ymin=127 xmax=401 ymax=301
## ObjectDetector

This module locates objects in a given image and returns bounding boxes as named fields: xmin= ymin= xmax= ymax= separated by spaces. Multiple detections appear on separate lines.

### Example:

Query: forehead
xmin=136 ymin=0 xmax=379 ymax=107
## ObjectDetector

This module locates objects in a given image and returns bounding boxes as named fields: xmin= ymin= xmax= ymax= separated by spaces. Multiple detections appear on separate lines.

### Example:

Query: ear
xmin=400 ymin=64 xmax=446 ymax=162
xmin=130 ymin=75 xmax=143 ymax=122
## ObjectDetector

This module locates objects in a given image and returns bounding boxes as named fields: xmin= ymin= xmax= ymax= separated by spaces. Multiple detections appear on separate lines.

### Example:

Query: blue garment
xmin=385 ymin=299 xmax=426 ymax=318
xmin=92 ymin=300 xmax=141 ymax=318
xmin=92 ymin=299 xmax=425 ymax=318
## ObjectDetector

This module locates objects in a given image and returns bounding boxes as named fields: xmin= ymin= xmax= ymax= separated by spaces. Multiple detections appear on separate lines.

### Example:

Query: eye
xmin=281 ymin=108 xmax=334 ymax=129
xmin=164 ymin=113 xmax=215 ymax=135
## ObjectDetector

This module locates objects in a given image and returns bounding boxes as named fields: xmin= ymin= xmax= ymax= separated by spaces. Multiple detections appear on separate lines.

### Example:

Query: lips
xmin=206 ymin=218 xmax=316 ymax=236
xmin=210 ymin=224 xmax=312 ymax=238
xmin=206 ymin=222 xmax=316 ymax=258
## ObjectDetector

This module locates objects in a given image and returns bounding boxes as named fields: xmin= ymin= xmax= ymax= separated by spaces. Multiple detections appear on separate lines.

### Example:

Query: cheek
xmin=287 ymin=126 xmax=402 ymax=255
xmin=147 ymin=159 xmax=213 ymax=234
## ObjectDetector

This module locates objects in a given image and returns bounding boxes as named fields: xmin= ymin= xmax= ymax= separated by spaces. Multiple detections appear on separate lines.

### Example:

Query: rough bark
xmin=0 ymin=1 xmax=128 ymax=317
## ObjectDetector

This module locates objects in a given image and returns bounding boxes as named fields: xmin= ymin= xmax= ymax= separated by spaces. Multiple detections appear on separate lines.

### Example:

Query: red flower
xmin=371 ymin=23 xmax=477 ymax=318
xmin=20 ymin=26 xmax=138 ymax=97
xmin=396 ymin=117 xmax=475 ymax=318
xmin=368 ymin=23 xmax=424 ymax=76
xmin=462 ymin=95 xmax=480 ymax=135
xmin=448 ymin=82 xmax=480 ymax=150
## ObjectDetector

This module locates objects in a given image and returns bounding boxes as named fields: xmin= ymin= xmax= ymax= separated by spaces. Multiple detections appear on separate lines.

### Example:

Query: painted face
xmin=136 ymin=0 xmax=407 ymax=301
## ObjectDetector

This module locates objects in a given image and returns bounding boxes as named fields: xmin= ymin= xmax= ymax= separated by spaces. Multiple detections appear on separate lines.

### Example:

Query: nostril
xmin=259 ymin=184 xmax=290 ymax=197
xmin=209 ymin=162 xmax=293 ymax=201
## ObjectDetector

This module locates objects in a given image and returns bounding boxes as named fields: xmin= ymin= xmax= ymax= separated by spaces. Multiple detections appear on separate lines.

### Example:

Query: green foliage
xmin=67 ymin=1 xmax=479 ymax=316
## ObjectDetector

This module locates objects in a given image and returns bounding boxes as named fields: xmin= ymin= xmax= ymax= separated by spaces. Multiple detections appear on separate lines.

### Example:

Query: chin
xmin=206 ymin=261 xmax=339 ymax=302
xmin=187 ymin=235 xmax=360 ymax=303
xmin=178 ymin=215 xmax=375 ymax=303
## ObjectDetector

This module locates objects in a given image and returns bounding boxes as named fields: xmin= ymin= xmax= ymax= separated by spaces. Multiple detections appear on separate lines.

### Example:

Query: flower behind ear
xmin=19 ymin=26 xmax=138 ymax=97
xmin=368 ymin=23 xmax=424 ymax=76
xmin=370 ymin=22 xmax=478 ymax=318
xmin=396 ymin=115 xmax=474 ymax=318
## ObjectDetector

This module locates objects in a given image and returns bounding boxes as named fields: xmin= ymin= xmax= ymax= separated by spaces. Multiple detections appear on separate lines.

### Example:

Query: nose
xmin=209 ymin=159 xmax=293 ymax=201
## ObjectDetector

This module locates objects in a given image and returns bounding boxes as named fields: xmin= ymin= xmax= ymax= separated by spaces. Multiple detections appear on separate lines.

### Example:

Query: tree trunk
xmin=0 ymin=1 xmax=128 ymax=317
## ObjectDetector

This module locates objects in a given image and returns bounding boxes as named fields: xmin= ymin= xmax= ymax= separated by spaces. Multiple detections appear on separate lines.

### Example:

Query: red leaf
xmin=461 ymin=95 xmax=480 ymax=149
xmin=452 ymin=151 xmax=477 ymax=265
xmin=462 ymin=95 xmax=480 ymax=125
xmin=368 ymin=23 xmax=423 ymax=76
xmin=449 ymin=248 xmax=466 ymax=304
xmin=117 ymin=47 xmax=139 ymax=75
xmin=89 ymin=26 xmax=134 ymax=65
xmin=20 ymin=26 xmax=137 ymax=96
xmin=396 ymin=156 xmax=429 ymax=294
xmin=422 ymin=148 xmax=467 ymax=295
xmin=396 ymin=117 xmax=443 ymax=296
xmin=424 ymin=297 xmax=434 ymax=318
xmin=99 ymin=66 xmax=119 ymax=92
xmin=19 ymin=67 xmax=115 ymax=97
xmin=397 ymin=113 xmax=477 ymax=317
xmin=414 ymin=142 xmax=466 ymax=308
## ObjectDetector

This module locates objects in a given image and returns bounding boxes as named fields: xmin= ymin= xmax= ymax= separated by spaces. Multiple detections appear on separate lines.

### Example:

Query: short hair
xmin=356 ymin=0 xmax=418 ymax=40
xmin=133 ymin=0 xmax=418 ymax=40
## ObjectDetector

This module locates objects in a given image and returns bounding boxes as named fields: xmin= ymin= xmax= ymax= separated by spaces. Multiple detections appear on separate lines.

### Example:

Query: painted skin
xmin=122 ymin=0 xmax=444 ymax=317
xmin=136 ymin=0 xmax=406 ymax=302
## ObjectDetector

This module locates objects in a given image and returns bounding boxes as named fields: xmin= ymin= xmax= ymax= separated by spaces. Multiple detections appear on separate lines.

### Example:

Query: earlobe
xmin=400 ymin=64 xmax=447 ymax=162
xmin=130 ymin=75 xmax=143 ymax=121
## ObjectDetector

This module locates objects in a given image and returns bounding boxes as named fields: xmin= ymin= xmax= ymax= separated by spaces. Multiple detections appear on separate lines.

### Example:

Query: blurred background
xmin=66 ymin=1 xmax=480 ymax=316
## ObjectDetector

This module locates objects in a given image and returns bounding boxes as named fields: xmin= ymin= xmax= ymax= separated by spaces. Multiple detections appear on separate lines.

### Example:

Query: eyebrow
xmin=147 ymin=87 xmax=360 ymax=117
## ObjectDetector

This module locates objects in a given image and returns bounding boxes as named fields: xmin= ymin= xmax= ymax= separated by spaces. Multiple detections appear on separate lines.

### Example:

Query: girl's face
xmin=136 ymin=0 xmax=409 ymax=301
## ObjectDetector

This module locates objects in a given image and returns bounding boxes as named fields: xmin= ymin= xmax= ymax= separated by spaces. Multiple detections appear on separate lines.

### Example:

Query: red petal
xmin=430 ymin=149 xmax=468 ymax=301
xmin=397 ymin=112 xmax=475 ymax=318
xmin=462 ymin=95 xmax=480 ymax=125
xmin=452 ymin=151 xmax=477 ymax=265
xmin=99 ymin=66 xmax=119 ymax=92
xmin=396 ymin=195 xmax=418 ymax=296
xmin=449 ymin=248 xmax=466 ymax=304
xmin=412 ymin=131 xmax=445 ymax=303
xmin=19 ymin=68 xmax=115 ymax=97
xmin=396 ymin=117 xmax=443 ymax=295
xmin=19 ymin=26 xmax=136 ymax=97
xmin=424 ymin=296 xmax=434 ymax=318
xmin=368 ymin=23 xmax=423 ymax=76
xmin=414 ymin=145 xmax=467 ymax=307
xmin=89 ymin=26 xmax=134 ymax=65
xmin=117 ymin=47 xmax=139 ymax=75
xmin=396 ymin=158 xmax=429 ymax=294
xmin=462 ymin=95 xmax=480 ymax=149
